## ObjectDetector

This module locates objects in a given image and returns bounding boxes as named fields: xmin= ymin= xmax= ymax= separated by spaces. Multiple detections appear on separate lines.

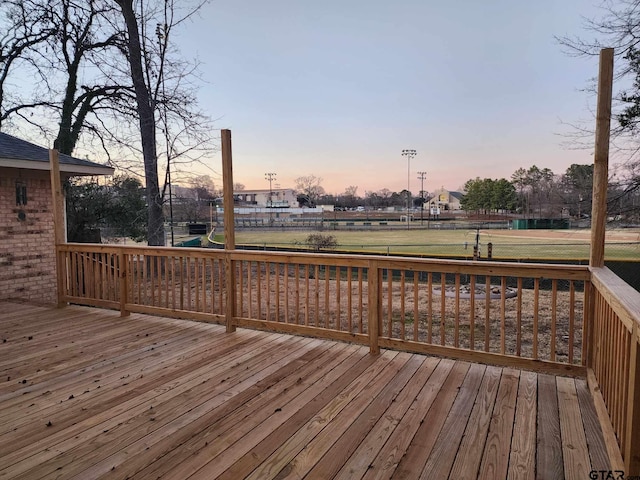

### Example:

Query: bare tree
xmin=557 ymin=0 xmax=640 ymax=221
xmin=0 ymin=0 xmax=55 ymax=130
xmin=341 ymin=185 xmax=359 ymax=208
xmin=114 ymin=0 xmax=211 ymax=245
xmin=0 ymin=0 xmax=213 ymax=245
xmin=295 ymin=174 xmax=325 ymax=206
xmin=115 ymin=0 xmax=165 ymax=245
xmin=49 ymin=1 xmax=125 ymax=155
xmin=343 ymin=185 xmax=358 ymax=197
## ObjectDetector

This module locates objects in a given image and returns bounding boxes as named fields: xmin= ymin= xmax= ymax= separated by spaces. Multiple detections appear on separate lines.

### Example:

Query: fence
xmin=58 ymin=244 xmax=590 ymax=374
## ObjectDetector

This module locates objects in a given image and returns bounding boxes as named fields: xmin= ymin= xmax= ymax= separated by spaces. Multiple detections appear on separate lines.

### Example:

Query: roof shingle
xmin=0 ymin=132 xmax=110 ymax=168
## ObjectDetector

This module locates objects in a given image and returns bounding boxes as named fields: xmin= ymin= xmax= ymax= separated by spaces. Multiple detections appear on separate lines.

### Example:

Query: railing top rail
xmin=591 ymin=266 xmax=640 ymax=337
xmin=58 ymin=242 xmax=590 ymax=279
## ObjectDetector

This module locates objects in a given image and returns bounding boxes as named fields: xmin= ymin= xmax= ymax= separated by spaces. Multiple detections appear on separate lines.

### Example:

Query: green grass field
xmin=212 ymin=228 xmax=640 ymax=261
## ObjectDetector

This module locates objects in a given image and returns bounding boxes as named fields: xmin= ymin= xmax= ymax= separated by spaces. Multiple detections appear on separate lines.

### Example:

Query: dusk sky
xmin=180 ymin=0 xmax=606 ymax=195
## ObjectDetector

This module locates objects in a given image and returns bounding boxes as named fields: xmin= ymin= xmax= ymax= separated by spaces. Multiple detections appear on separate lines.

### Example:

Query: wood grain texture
xmin=537 ymin=373 xmax=565 ymax=480
xmin=575 ymin=378 xmax=611 ymax=471
xmin=449 ymin=365 xmax=502 ymax=480
xmin=557 ymin=376 xmax=591 ymax=480
xmin=419 ymin=363 xmax=487 ymax=479
xmin=478 ymin=368 xmax=520 ymax=480
xmin=0 ymin=302 xmax=618 ymax=479
xmin=508 ymin=370 xmax=537 ymax=480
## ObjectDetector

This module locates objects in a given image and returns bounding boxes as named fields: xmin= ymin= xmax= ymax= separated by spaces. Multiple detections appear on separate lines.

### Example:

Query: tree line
xmin=66 ymin=158 xmax=639 ymax=242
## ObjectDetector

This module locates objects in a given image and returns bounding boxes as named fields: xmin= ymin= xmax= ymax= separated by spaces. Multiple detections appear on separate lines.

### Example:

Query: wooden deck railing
xmin=58 ymin=244 xmax=590 ymax=373
xmin=589 ymin=267 xmax=640 ymax=473
xmin=56 ymin=243 xmax=640 ymax=472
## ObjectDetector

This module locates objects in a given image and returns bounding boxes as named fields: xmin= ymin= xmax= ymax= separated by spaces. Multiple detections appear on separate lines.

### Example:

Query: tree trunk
xmin=56 ymin=59 xmax=79 ymax=155
xmin=116 ymin=0 xmax=165 ymax=246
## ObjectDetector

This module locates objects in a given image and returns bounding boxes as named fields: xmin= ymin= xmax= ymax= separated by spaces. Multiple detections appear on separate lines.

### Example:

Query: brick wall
xmin=0 ymin=168 xmax=58 ymax=304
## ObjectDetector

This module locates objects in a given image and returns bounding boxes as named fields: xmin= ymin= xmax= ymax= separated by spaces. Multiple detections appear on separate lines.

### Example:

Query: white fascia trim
xmin=0 ymin=158 xmax=114 ymax=176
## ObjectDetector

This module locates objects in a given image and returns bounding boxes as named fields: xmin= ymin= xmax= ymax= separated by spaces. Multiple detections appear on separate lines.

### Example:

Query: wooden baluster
xmin=387 ymin=269 xmax=393 ymax=337
xmin=336 ymin=266 xmax=341 ymax=331
xmin=193 ymin=257 xmax=199 ymax=311
xmin=625 ymin=323 xmax=640 ymax=474
xmin=150 ymin=254 xmax=156 ymax=306
xmin=186 ymin=257 xmax=192 ymax=310
xmin=347 ymin=266 xmax=353 ymax=333
xmin=358 ymin=267 xmax=363 ymax=333
xmin=179 ymin=256 xmax=185 ymax=311
xmin=247 ymin=261 xmax=253 ymax=319
xmin=484 ymin=275 xmax=491 ymax=352
xmin=257 ymin=262 xmax=262 ymax=320
xmin=533 ymin=278 xmax=539 ymax=360
xmin=284 ymin=263 xmax=289 ymax=324
xmin=264 ymin=262 xmax=271 ymax=322
xmin=568 ymin=281 xmax=575 ymax=364
xmin=324 ymin=265 xmax=330 ymax=328
xmin=275 ymin=263 xmax=280 ymax=322
xmin=454 ymin=273 xmax=460 ymax=348
xmin=551 ymin=279 xmax=558 ymax=362
xmin=119 ymin=252 xmax=129 ymax=317
xmin=400 ymin=270 xmax=406 ymax=341
xmin=368 ymin=261 xmax=380 ymax=355
xmin=295 ymin=264 xmax=301 ymax=324
xmin=469 ymin=275 xmax=475 ymax=350
xmin=516 ymin=278 xmax=523 ymax=357
xmin=583 ymin=281 xmax=593 ymax=367
xmin=501 ymin=277 xmax=507 ymax=355
xmin=414 ymin=273 xmax=419 ymax=342
xmin=441 ymin=273 xmax=446 ymax=346
xmin=427 ymin=272 xmax=433 ymax=344
xmin=305 ymin=264 xmax=310 ymax=326
xmin=314 ymin=265 xmax=319 ymax=326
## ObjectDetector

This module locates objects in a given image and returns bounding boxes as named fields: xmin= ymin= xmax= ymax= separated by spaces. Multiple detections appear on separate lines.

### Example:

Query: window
xmin=16 ymin=181 xmax=27 ymax=206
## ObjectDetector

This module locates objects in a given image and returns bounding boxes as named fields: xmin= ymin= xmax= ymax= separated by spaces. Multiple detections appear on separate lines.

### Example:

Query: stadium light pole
xmin=417 ymin=171 xmax=427 ymax=226
xmin=401 ymin=149 xmax=416 ymax=230
xmin=265 ymin=172 xmax=276 ymax=225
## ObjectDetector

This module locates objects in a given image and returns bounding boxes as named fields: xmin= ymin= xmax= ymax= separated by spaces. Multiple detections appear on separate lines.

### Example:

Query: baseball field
xmin=218 ymin=228 xmax=640 ymax=261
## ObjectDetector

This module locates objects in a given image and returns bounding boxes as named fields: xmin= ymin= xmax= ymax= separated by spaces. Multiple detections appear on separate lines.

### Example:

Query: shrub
xmin=305 ymin=233 xmax=338 ymax=251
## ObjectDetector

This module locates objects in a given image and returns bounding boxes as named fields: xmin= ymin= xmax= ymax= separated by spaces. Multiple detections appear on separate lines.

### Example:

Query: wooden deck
xmin=0 ymin=302 xmax=613 ymax=479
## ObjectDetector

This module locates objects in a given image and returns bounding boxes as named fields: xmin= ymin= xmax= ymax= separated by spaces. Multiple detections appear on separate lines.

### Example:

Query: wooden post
xmin=221 ymin=129 xmax=236 ymax=332
xmin=368 ymin=260 xmax=380 ymax=355
xmin=590 ymin=48 xmax=614 ymax=268
xmin=625 ymin=325 xmax=640 ymax=474
xmin=49 ymin=149 xmax=66 ymax=307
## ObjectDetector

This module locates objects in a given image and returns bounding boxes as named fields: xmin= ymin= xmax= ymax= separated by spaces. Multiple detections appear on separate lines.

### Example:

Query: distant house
xmin=0 ymin=132 xmax=113 ymax=304
xmin=233 ymin=188 xmax=298 ymax=208
xmin=427 ymin=188 xmax=464 ymax=211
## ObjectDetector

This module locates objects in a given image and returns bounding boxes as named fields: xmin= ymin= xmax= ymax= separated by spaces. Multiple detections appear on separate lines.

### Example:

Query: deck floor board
xmin=0 ymin=302 xmax=614 ymax=479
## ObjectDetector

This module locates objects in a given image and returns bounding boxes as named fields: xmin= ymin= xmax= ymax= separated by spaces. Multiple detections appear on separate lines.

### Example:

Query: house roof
xmin=430 ymin=189 xmax=465 ymax=202
xmin=0 ymin=132 xmax=114 ymax=176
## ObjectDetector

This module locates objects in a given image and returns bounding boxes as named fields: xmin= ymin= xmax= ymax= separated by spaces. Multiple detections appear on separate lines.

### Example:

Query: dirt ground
xmin=235 ymin=263 xmax=585 ymax=365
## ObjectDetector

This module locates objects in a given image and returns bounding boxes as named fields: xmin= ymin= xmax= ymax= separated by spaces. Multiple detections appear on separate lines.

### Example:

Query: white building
xmin=427 ymin=188 xmax=464 ymax=211
xmin=234 ymin=188 xmax=298 ymax=208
